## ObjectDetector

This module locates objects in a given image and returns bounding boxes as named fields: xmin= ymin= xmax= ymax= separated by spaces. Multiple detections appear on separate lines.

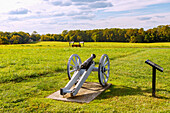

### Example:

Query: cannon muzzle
xmin=80 ymin=54 xmax=96 ymax=70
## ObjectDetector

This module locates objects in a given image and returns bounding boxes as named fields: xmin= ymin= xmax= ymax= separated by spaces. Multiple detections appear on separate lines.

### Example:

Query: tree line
xmin=0 ymin=31 xmax=40 ymax=44
xmin=0 ymin=25 xmax=169 ymax=44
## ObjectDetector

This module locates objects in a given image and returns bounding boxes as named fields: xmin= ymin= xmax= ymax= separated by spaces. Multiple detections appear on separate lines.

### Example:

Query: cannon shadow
xmin=96 ymin=85 xmax=169 ymax=100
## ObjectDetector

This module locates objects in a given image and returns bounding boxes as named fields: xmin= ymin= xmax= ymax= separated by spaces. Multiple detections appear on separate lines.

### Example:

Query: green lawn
xmin=0 ymin=42 xmax=170 ymax=112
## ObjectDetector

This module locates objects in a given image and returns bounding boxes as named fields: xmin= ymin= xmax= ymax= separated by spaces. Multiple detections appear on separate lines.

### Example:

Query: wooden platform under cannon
xmin=46 ymin=82 xmax=112 ymax=103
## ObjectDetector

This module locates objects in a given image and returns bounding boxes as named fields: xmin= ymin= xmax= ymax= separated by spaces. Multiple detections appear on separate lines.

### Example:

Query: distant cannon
xmin=60 ymin=54 xmax=110 ymax=96
xmin=69 ymin=41 xmax=84 ymax=47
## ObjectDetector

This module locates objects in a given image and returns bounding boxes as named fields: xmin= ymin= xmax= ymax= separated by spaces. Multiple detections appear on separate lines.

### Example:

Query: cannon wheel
xmin=67 ymin=54 xmax=82 ymax=80
xmin=98 ymin=54 xmax=110 ymax=87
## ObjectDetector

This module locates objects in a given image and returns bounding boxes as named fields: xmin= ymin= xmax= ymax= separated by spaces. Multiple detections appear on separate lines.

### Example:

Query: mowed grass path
xmin=0 ymin=42 xmax=169 ymax=112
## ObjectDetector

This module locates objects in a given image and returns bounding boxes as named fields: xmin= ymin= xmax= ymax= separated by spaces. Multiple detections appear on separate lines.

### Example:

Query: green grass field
xmin=0 ymin=42 xmax=170 ymax=112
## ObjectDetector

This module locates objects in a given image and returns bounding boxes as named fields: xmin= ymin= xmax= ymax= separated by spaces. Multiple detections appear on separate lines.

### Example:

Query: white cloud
xmin=0 ymin=0 xmax=170 ymax=34
xmin=72 ymin=14 xmax=95 ymax=20
xmin=71 ymin=0 xmax=104 ymax=3
xmin=137 ymin=17 xmax=152 ymax=21
xmin=91 ymin=12 xmax=170 ymax=30
xmin=106 ymin=0 xmax=170 ymax=11
xmin=88 ymin=2 xmax=113 ymax=9
xmin=8 ymin=8 xmax=30 ymax=15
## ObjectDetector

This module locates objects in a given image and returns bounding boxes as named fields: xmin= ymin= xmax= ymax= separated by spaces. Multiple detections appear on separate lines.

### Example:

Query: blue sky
xmin=0 ymin=0 xmax=170 ymax=34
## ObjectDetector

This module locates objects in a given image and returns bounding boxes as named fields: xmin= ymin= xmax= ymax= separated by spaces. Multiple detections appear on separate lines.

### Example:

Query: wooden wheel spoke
xmin=77 ymin=59 xmax=80 ymax=65
xmin=104 ymin=72 xmax=108 ymax=78
xmin=75 ymin=56 xmax=78 ymax=65
xmin=102 ymin=74 xmax=106 ymax=82
xmin=72 ymin=58 xmax=76 ymax=65
xmin=70 ymin=64 xmax=75 ymax=68
xmin=70 ymin=69 xmax=77 ymax=73
xmin=103 ymin=57 xmax=106 ymax=64
xmin=104 ymin=61 xmax=108 ymax=66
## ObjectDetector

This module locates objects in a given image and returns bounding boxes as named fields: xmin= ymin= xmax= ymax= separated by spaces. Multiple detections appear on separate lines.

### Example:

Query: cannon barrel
xmin=80 ymin=54 xmax=96 ymax=70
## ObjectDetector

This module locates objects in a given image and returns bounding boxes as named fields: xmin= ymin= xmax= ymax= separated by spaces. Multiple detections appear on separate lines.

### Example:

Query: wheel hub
xmin=76 ymin=65 xmax=79 ymax=70
xmin=101 ymin=66 xmax=107 ymax=73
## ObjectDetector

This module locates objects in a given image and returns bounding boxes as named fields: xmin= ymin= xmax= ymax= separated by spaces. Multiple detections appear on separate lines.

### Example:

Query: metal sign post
xmin=145 ymin=59 xmax=163 ymax=97
xmin=152 ymin=67 xmax=156 ymax=97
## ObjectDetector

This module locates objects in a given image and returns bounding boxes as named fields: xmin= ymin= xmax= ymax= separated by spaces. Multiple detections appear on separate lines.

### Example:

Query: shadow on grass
xmin=0 ymin=67 xmax=65 ymax=84
xmin=97 ymin=85 xmax=169 ymax=100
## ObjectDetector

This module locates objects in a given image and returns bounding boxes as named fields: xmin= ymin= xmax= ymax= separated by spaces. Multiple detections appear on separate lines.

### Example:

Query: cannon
xmin=60 ymin=54 xmax=110 ymax=96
